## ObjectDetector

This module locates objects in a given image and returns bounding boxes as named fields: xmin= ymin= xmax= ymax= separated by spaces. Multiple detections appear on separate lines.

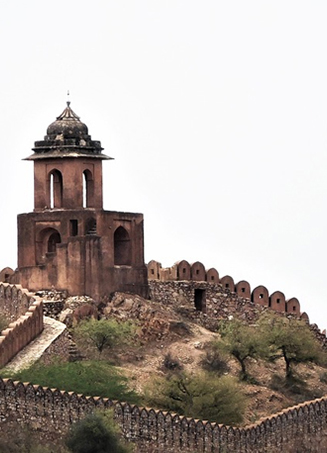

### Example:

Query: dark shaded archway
xmin=47 ymin=232 xmax=61 ymax=253
xmin=114 ymin=226 xmax=131 ymax=265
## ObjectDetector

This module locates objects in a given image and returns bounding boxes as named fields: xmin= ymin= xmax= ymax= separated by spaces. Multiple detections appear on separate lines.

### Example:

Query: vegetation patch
xmin=73 ymin=319 xmax=137 ymax=358
xmin=2 ymin=361 xmax=140 ymax=404
xmin=145 ymin=371 xmax=246 ymax=425
xmin=65 ymin=410 xmax=133 ymax=453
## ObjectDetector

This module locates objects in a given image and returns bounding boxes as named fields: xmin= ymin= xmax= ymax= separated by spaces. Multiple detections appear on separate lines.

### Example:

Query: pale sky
xmin=0 ymin=1 xmax=326 ymax=328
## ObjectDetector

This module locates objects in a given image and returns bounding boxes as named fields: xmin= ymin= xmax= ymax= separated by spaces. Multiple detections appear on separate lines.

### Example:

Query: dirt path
xmin=3 ymin=317 xmax=66 ymax=373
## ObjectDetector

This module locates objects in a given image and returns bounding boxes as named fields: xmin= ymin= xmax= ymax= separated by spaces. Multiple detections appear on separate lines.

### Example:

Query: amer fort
xmin=0 ymin=102 xmax=326 ymax=452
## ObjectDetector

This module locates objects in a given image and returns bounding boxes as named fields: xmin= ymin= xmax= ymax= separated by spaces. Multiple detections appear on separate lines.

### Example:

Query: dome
xmin=27 ymin=102 xmax=113 ymax=161
xmin=46 ymin=102 xmax=89 ymax=138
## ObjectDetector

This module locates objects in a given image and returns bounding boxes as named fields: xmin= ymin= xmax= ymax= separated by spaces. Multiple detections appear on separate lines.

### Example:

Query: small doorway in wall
xmin=194 ymin=289 xmax=206 ymax=313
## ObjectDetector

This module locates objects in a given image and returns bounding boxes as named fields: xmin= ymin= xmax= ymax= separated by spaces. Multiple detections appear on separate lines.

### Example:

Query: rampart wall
xmin=148 ymin=260 xmax=307 ymax=320
xmin=0 ymin=378 xmax=326 ymax=452
xmin=0 ymin=283 xmax=43 ymax=368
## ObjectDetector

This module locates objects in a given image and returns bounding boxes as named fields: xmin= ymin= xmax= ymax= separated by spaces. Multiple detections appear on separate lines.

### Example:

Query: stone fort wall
xmin=0 ymin=272 xmax=325 ymax=450
xmin=0 ymin=262 xmax=308 ymax=320
xmin=0 ymin=283 xmax=43 ymax=368
xmin=0 ymin=378 xmax=326 ymax=452
xmin=147 ymin=260 xmax=309 ymax=321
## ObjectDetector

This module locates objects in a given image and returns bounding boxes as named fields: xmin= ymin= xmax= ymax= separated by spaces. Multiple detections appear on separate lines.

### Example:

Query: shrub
xmin=145 ymin=371 xmax=246 ymax=425
xmin=201 ymin=343 xmax=229 ymax=375
xmin=74 ymin=319 xmax=136 ymax=356
xmin=162 ymin=353 xmax=183 ymax=372
xmin=65 ymin=411 xmax=133 ymax=453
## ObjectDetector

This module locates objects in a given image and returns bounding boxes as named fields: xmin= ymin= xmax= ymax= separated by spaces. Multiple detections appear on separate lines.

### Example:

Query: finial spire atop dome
xmin=55 ymin=102 xmax=81 ymax=121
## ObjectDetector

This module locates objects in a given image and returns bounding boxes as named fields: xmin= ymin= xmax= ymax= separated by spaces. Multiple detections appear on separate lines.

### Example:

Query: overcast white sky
xmin=0 ymin=1 xmax=326 ymax=328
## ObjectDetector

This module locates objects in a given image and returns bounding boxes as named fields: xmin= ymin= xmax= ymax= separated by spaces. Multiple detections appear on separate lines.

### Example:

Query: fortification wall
xmin=149 ymin=279 xmax=265 ymax=328
xmin=0 ymin=283 xmax=43 ymax=368
xmin=0 ymin=378 xmax=326 ymax=452
xmin=148 ymin=260 xmax=306 ymax=320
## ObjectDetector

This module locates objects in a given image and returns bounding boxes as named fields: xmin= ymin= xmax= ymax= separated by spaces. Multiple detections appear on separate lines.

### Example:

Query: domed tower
xmin=17 ymin=103 xmax=148 ymax=299
xmin=30 ymin=101 xmax=108 ymax=211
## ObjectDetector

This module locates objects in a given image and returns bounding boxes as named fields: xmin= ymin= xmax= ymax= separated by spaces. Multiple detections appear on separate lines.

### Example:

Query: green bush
xmin=145 ymin=371 xmax=246 ymax=425
xmin=4 ymin=361 xmax=140 ymax=403
xmin=74 ymin=319 xmax=136 ymax=356
xmin=65 ymin=411 xmax=133 ymax=453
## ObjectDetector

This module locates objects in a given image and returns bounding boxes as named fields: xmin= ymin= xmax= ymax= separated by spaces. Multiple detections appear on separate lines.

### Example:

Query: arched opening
xmin=36 ymin=228 xmax=62 ymax=264
xmin=49 ymin=170 xmax=63 ymax=208
xmin=47 ymin=232 xmax=61 ymax=253
xmin=114 ymin=226 xmax=131 ymax=265
xmin=83 ymin=170 xmax=94 ymax=208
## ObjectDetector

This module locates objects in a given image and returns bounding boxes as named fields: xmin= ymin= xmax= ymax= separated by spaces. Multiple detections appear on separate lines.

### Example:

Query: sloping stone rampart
xmin=0 ymin=283 xmax=43 ymax=368
xmin=0 ymin=378 xmax=326 ymax=452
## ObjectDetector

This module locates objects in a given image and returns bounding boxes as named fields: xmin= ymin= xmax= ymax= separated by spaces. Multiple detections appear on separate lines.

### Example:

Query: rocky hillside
xmin=38 ymin=290 xmax=327 ymax=426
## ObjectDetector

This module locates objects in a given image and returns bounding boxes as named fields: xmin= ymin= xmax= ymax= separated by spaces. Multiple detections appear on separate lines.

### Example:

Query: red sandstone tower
xmin=16 ymin=102 xmax=148 ymax=299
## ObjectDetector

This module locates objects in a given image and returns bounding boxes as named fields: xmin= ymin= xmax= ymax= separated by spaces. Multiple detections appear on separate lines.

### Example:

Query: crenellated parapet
xmin=0 ymin=377 xmax=326 ymax=451
xmin=147 ymin=260 xmax=307 ymax=320
xmin=0 ymin=283 xmax=43 ymax=368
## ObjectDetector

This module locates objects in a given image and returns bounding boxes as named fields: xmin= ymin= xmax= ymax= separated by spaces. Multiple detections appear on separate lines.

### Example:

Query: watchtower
xmin=16 ymin=102 xmax=148 ymax=299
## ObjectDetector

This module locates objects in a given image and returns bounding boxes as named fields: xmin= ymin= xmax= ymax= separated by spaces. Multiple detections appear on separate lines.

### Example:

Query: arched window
xmin=83 ymin=170 xmax=94 ymax=208
xmin=47 ymin=232 xmax=61 ymax=253
xmin=114 ymin=226 xmax=131 ymax=265
xmin=49 ymin=170 xmax=63 ymax=208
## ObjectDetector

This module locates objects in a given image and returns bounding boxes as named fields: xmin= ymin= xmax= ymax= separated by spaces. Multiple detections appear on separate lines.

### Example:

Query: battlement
xmin=147 ymin=260 xmax=308 ymax=320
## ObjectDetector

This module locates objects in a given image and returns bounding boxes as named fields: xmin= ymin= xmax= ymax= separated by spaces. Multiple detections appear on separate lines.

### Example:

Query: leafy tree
xmin=145 ymin=372 xmax=246 ymax=425
xmin=258 ymin=313 xmax=324 ymax=379
xmin=65 ymin=411 xmax=133 ymax=453
xmin=214 ymin=318 xmax=263 ymax=380
xmin=74 ymin=319 xmax=136 ymax=356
